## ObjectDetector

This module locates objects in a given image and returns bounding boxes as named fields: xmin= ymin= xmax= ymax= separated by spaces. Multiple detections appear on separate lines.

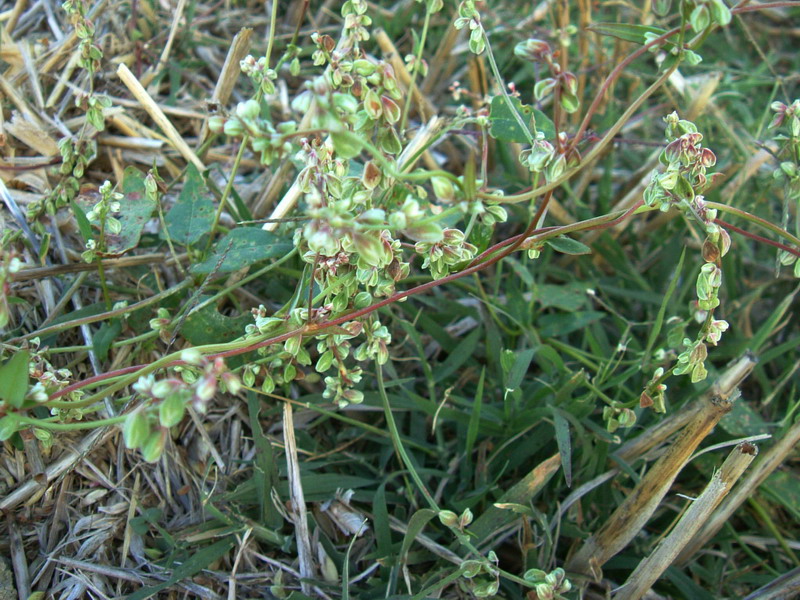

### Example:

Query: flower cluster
xmin=240 ymin=54 xmax=279 ymax=95
xmin=683 ymin=0 xmax=732 ymax=33
xmin=603 ymin=403 xmax=637 ymax=433
xmin=29 ymin=0 xmax=109 ymax=220
xmin=208 ymin=99 xmax=297 ymax=166
xmin=644 ymin=112 xmax=720 ymax=212
xmin=454 ymin=1 xmax=485 ymax=55
xmin=0 ymin=249 xmax=22 ymax=330
xmin=206 ymin=1 xmax=499 ymax=409
xmin=62 ymin=0 xmax=104 ymax=76
xmin=0 ymin=338 xmax=87 ymax=444
xmin=415 ymin=228 xmax=477 ymax=280
xmin=81 ymin=180 xmax=123 ymax=263
xmin=123 ymin=351 xmax=241 ymax=461
xmin=769 ymin=99 xmax=800 ymax=279
xmin=29 ymin=137 xmax=98 ymax=219
xmin=515 ymin=38 xmax=580 ymax=114
xmin=639 ymin=114 xmax=730 ymax=397
xmin=523 ymin=567 xmax=572 ymax=600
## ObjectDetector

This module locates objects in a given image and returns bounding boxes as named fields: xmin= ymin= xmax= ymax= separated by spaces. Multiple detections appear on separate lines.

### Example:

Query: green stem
xmin=96 ymin=216 xmax=112 ymax=309
xmin=11 ymin=279 xmax=194 ymax=343
xmin=376 ymin=366 xmax=438 ymax=511
xmin=264 ymin=0 xmax=280 ymax=70
xmin=205 ymin=138 xmax=249 ymax=253
xmin=399 ymin=3 xmax=432 ymax=132
xmin=18 ymin=414 xmax=126 ymax=430
xmin=705 ymin=201 xmax=800 ymax=248
xmin=486 ymin=31 xmax=684 ymax=205
xmin=481 ymin=27 xmax=536 ymax=145
xmin=410 ymin=567 xmax=467 ymax=600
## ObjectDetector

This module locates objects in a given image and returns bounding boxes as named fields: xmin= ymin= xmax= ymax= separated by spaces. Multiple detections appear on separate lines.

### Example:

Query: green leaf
xmin=719 ymin=401 xmax=769 ymax=438
xmin=587 ymin=22 xmax=675 ymax=49
xmin=74 ymin=167 xmax=156 ymax=257
xmin=165 ymin=163 xmax=215 ymax=246
xmin=191 ymin=227 xmax=293 ymax=274
xmin=182 ymin=296 xmax=253 ymax=346
xmin=433 ymin=327 xmax=481 ymax=382
xmin=539 ymin=311 xmax=605 ymax=337
xmin=551 ymin=407 xmax=572 ymax=487
xmin=70 ymin=199 xmax=92 ymax=242
xmin=465 ymin=367 xmax=485 ymax=461
xmin=488 ymin=95 xmax=555 ymax=142
xmin=504 ymin=348 xmax=536 ymax=392
xmin=0 ymin=414 xmax=21 ymax=441
xmin=125 ymin=537 xmax=235 ymax=600
xmin=398 ymin=509 xmax=437 ymax=565
xmin=0 ymin=350 xmax=30 ymax=408
xmin=92 ymin=319 xmax=121 ymax=362
xmin=545 ymin=236 xmax=592 ymax=255
xmin=643 ymin=248 xmax=685 ymax=367
xmin=113 ymin=167 xmax=157 ymax=255
xmin=535 ymin=282 xmax=588 ymax=311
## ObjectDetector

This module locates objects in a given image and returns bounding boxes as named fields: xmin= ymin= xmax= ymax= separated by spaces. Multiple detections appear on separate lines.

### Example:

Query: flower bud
xmin=404 ymin=222 xmax=443 ymax=243
xmin=353 ymin=59 xmax=376 ymax=76
xmin=236 ymin=99 xmax=260 ymax=121
xmin=699 ymin=147 xmax=717 ymax=168
xmin=121 ymin=410 xmax=149 ymax=449
xmin=432 ymin=176 xmax=455 ymax=202
xmin=562 ymin=71 xmax=578 ymax=95
xmin=357 ymin=208 xmax=386 ymax=225
xmin=353 ymin=232 xmax=390 ymax=267
xmin=362 ymin=161 xmax=381 ymax=189
xmin=159 ymin=391 xmax=186 ymax=428
xmin=223 ymin=118 xmax=245 ymax=137
xmin=514 ymin=38 xmax=551 ymax=62
xmin=381 ymin=95 xmax=401 ymax=124
xmin=459 ymin=508 xmax=473 ymax=528
xmin=332 ymin=92 xmax=358 ymax=114
xmin=364 ymin=89 xmax=382 ymax=120
xmin=534 ymin=77 xmax=557 ymax=101
xmin=141 ymin=429 xmax=167 ymax=463
xmin=379 ymin=126 xmax=402 ymax=154
xmin=438 ymin=510 xmax=458 ymax=527
xmin=195 ymin=374 xmax=217 ymax=403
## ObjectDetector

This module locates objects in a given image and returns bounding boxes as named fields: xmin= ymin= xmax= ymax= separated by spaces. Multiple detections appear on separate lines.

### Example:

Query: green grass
xmin=0 ymin=1 xmax=799 ymax=599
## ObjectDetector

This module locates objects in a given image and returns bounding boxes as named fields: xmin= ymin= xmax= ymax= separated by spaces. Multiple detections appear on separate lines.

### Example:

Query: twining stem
xmin=482 ymin=60 xmax=679 ymax=205
xmin=716 ymin=218 xmax=800 ymax=258
xmin=42 ymin=1 xmax=800 ymax=423
xmin=566 ymin=24 xmax=684 ymax=158
xmin=706 ymin=201 xmax=800 ymax=249
xmin=50 ymin=195 xmax=645 ymax=405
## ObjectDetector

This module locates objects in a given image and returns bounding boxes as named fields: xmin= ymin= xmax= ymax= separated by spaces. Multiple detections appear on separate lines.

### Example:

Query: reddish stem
xmin=715 ymin=218 xmax=800 ymax=258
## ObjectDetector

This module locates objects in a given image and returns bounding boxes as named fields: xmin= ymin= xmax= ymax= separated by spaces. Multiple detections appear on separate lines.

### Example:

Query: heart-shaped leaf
xmin=165 ymin=163 xmax=215 ymax=246
xmin=191 ymin=227 xmax=293 ymax=274
xmin=488 ymin=95 xmax=555 ymax=143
